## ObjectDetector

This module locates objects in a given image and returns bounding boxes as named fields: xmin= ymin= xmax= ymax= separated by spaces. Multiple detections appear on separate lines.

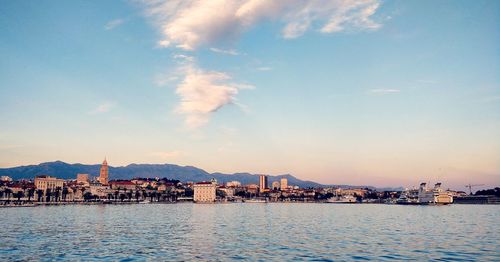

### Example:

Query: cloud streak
xmin=175 ymin=64 xmax=250 ymax=128
xmin=142 ymin=0 xmax=382 ymax=50
xmin=90 ymin=102 xmax=116 ymax=114
xmin=104 ymin=19 xmax=125 ymax=30
xmin=149 ymin=150 xmax=185 ymax=159
xmin=368 ymin=89 xmax=401 ymax=94
xmin=210 ymin=47 xmax=240 ymax=55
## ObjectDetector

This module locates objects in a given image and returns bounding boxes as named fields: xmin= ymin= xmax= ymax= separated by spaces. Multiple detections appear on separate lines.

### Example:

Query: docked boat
xmin=396 ymin=189 xmax=420 ymax=205
xmin=417 ymin=182 xmax=453 ymax=205
xmin=326 ymin=195 xmax=357 ymax=203
xmin=396 ymin=183 xmax=453 ymax=205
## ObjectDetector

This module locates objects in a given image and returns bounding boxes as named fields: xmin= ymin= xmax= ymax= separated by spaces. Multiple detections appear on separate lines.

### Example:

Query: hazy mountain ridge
xmin=0 ymin=161 xmax=402 ymax=190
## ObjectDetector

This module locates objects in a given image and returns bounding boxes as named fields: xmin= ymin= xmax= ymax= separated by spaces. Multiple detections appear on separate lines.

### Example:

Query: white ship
xmin=417 ymin=182 xmax=453 ymax=205
xmin=326 ymin=195 xmax=357 ymax=203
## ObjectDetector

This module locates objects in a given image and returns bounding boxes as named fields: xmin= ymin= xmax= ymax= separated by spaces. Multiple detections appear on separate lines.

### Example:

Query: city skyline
xmin=1 ymin=0 xmax=499 ymax=189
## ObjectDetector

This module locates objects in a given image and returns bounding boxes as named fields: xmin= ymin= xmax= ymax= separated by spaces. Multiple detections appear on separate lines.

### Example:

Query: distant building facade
xmin=259 ymin=175 xmax=269 ymax=192
xmin=0 ymin=176 xmax=12 ymax=182
xmin=99 ymin=158 xmax=109 ymax=185
xmin=35 ymin=175 xmax=64 ymax=191
xmin=271 ymin=181 xmax=280 ymax=190
xmin=76 ymin=174 xmax=90 ymax=186
xmin=226 ymin=181 xmax=241 ymax=187
xmin=193 ymin=181 xmax=216 ymax=203
xmin=280 ymin=178 xmax=288 ymax=190
xmin=110 ymin=181 xmax=136 ymax=191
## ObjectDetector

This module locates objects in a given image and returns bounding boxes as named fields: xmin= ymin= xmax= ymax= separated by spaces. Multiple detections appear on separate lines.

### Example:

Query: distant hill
xmin=0 ymin=161 xmax=402 ymax=190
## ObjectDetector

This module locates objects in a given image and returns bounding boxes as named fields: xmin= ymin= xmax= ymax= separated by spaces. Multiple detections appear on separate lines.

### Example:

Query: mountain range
xmin=0 ymin=161 xmax=402 ymax=191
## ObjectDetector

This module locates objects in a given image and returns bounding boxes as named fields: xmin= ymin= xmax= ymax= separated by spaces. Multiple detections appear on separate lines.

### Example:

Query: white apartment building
xmin=35 ymin=175 xmax=64 ymax=191
xmin=193 ymin=182 xmax=216 ymax=203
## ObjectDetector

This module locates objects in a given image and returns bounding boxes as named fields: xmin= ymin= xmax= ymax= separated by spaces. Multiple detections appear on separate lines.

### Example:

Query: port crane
xmin=465 ymin=184 xmax=484 ymax=195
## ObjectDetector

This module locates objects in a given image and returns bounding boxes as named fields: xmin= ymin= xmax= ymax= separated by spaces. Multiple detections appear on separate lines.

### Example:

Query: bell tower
xmin=99 ymin=158 xmax=109 ymax=185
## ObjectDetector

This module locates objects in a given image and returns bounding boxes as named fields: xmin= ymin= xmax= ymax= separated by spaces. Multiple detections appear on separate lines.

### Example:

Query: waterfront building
xmin=99 ymin=158 xmax=109 ymax=185
xmin=76 ymin=174 xmax=90 ymax=186
xmin=89 ymin=182 xmax=111 ymax=199
xmin=280 ymin=178 xmax=288 ymax=190
xmin=35 ymin=175 xmax=64 ymax=192
xmin=259 ymin=175 xmax=269 ymax=192
xmin=246 ymin=184 xmax=259 ymax=195
xmin=0 ymin=176 xmax=12 ymax=182
xmin=226 ymin=181 xmax=241 ymax=187
xmin=109 ymin=181 xmax=136 ymax=191
xmin=193 ymin=181 xmax=216 ymax=203
xmin=218 ymin=186 xmax=235 ymax=197
xmin=271 ymin=181 xmax=280 ymax=190
xmin=337 ymin=188 xmax=368 ymax=197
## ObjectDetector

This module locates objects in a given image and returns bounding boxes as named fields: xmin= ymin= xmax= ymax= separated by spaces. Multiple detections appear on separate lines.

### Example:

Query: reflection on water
xmin=1 ymin=204 xmax=499 ymax=260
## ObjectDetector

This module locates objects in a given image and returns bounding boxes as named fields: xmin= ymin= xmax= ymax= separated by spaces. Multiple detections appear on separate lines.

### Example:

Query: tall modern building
xmin=259 ymin=175 xmax=269 ymax=192
xmin=280 ymin=178 xmax=288 ymax=190
xmin=99 ymin=158 xmax=109 ymax=185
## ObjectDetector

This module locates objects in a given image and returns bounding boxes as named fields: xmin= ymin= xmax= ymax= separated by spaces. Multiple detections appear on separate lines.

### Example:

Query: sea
xmin=0 ymin=203 xmax=498 ymax=261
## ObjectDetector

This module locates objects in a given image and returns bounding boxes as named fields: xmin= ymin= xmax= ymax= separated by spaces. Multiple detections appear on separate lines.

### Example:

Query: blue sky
xmin=0 ymin=0 xmax=499 ymax=188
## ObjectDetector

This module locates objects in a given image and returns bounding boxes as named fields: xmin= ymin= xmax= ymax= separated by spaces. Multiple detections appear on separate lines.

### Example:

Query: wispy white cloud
xmin=210 ymin=47 xmax=240 ymax=55
xmin=416 ymin=79 xmax=437 ymax=84
xmin=104 ymin=19 xmax=125 ymax=30
xmin=149 ymin=150 xmax=185 ymax=159
xmin=141 ymin=0 xmax=382 ymax=50
xmin=155 ymin=74 xmax=179 ymax=87
xmin=174 ymin=64 xmax=251 ymax=128
xmin=173 ymin=53 xmax=195 ymax=62
xmin=368 ymin=89 xmax=401 ymax=94
xmin=90 ymin=102 xmax=116 ymax=114
xmin=140 ymin=0 xmax=382 ymax=128
xmin=256 ymin=66 xmax=272 ymax=71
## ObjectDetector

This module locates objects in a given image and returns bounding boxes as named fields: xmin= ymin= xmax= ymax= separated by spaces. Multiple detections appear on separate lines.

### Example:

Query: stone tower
xmin=99 ymin=158 xmax=109 ymax=185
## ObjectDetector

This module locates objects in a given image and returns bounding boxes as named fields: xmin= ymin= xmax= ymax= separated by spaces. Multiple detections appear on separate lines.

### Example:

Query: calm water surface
xmin=0 ymin=204 xmax=498 ymax=261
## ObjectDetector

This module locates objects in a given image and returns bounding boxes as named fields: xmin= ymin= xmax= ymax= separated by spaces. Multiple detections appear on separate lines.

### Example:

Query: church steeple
xmin=99 ymin=158 xmax=109 ymax=185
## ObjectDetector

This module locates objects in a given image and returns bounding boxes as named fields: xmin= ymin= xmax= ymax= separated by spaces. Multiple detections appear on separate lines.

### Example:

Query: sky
xmin=0 ymin=0 xmax=499 ymax=189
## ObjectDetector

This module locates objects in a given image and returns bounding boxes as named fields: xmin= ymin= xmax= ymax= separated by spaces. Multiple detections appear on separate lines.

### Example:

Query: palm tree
xmin=45 ymin=188 xmax=52 ymax=202
xmin=27 ymin=188 xmax=35 ymax=202
xmin=119 ymin=193 xmax=126 ymax=202
xmin=134 ymin=190 xmax=140 ymax=202
xmin=15 ymin=191 xmax=24 ymax=203
xmin=83 ymin=192 xmax=93 ymax=202
xmin=127 ymin=190 xmax=132 ymax=202
xmin=54 ymin=187 xmax=61 ymax=202
xmin=149 ymin=191 xmax=155 ymax=202
xmin=80 ymin=187 xmax=86 ymax=201
xmin=62 ymin=187 xmax=69 ymax=202
xmin=5 ymin=188 xmax=12 ymax=203
xmin=36 ymin=189 xmax=43 ymax=202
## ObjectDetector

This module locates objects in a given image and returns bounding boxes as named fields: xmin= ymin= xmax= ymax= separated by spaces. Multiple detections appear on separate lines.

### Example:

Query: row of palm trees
xmin=0 ymin=185 xmax=189 ymax=204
